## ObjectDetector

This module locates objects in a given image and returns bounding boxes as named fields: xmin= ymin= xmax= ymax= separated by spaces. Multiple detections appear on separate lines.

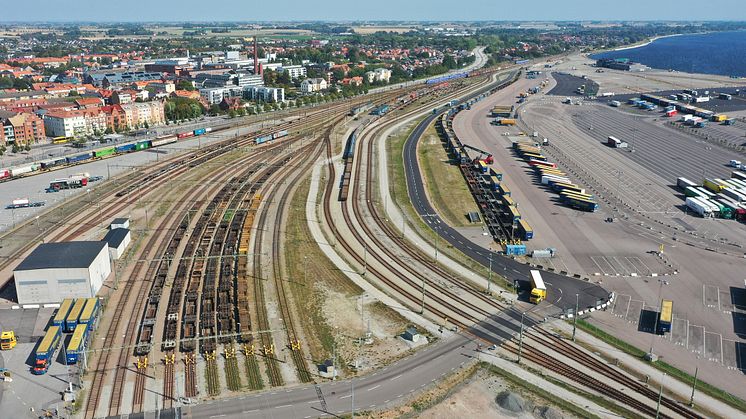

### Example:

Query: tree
xmin=144 ymin=121 xmax=149 ymax=129
xmin=68 ymin=90 xmax=80 ymax=97
xmin=176 ymin=80 xmax=195 ymax=91
xmin=228 ymin=110 xmax=237 ymax=118
xmin=24 ymin=144 xmax=31 ymax=152
xmin=209 ymin=104 xmax=221 ymax=116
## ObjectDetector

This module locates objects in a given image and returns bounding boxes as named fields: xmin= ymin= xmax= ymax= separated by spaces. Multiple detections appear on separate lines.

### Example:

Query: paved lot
xmin=547 ymin=72 xmax=600 ymax=97
xmin=613 ymin=86 xmax=746 ymax=113
xmin=610 ymin=292 xmax=746 ymax=374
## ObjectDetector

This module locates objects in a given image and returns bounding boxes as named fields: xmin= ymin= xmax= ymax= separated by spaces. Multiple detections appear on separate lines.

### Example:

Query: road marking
xmin=368 ymin=385 xmax=381 ymax=391
xmin=384 ymin=400 xmax=390 ymax=404
xmin=340 ymin=394 xmax=352 ymax=399
xmin=275 ymin=405 xmax=293 ymax=409
xmin=307 ymin=400 xmax=320 ymax=404
xmin=397 ymin=394 xmax=404 ymax=398
xmin=390 ymin=374 xmax=402 ymax=381
xmin=239 ymin=397 xmax=246 ymax=400
xmin=209 ymin=416 xmax=226 ymax=418
xmin=242 ymin=410 xmax=259 ymax=414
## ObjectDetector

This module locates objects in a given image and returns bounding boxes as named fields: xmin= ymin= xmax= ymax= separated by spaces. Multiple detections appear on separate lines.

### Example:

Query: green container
xmin=94 ymin=147 xmax=116 ymax=158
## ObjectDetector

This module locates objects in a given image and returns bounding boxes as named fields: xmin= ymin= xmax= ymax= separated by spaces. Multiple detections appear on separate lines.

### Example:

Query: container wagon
xmin=517 ymin=219 xmax=533 ymax=240
xmin=272 ymin=130 xmax=288 ymax=139
xmin=93 ymin=147 xmax=116 ymax=158
xmin=499 ymin=183 xmax=511 ymax=197
xmin=115 ymin=142 xmax=137 ymax=153
xmin=39 ymin=158 xmax=67 ymax=169
xmin=177 ymin=132 xmax=194 ymax=139
xmin=507 ymin=205 xmax=521 ymax=222
xmin=78 ymin=298 xmax=100 ymax=331
xmin=33 ymin=326 xmax=61 ymax=375
xmin=658 ymin=299 xmax=673 ymax=334
xmin=255 ymin=135 xmax=273 ymax=145
xmin=193 ymin=128 xmax=207 ymax=136
xmin=135 ymin=140 xmax=151 ymax=151
xmin=152 ymin=135 xmax=178 ymax=147
xmin=65 ymin=298 xmax=87 ymax=332
xmin=66 ymin=324 xmax=89 ymax=365
xmin=66 ymin=152 xmax=93 ymax=164
xmin=53 ymin=299 xmax=75 ymax=328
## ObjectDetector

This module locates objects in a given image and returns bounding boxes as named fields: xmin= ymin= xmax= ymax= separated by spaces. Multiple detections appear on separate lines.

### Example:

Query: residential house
xmin=245 ymin=86 xmax=285 ymax=103
xmin=74 ymin=97 xmax=104 ymax=109
xmin=219 ymin=97 xmax=243 ymax=111
xmin=279 ymin=65 xmax=307 ymax=80
xmin=0 ymin=110 xmax=46 ymax=146
xmin=43 ymin=109 xmax=107 ymax=138
xmin=300 ymin=78 xmax=327 ymax=93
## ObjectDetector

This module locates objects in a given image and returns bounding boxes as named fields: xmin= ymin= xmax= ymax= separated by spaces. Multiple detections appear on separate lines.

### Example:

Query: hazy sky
xmin=3 ymin=0 xmax=746 ymax=22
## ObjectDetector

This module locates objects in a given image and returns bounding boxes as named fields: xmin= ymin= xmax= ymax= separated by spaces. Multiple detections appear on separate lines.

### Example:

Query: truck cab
xmin=529 ymin=270 xmax=547 ymax=304
xmin=32 ymin=359 xmax=50 ymax=375
xmin=0 ymin=331 xmax=16 ymax=350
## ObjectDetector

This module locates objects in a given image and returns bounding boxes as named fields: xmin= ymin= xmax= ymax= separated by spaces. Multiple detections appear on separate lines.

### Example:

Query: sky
xmin=2 ymin=0 xmax=746 ymax=22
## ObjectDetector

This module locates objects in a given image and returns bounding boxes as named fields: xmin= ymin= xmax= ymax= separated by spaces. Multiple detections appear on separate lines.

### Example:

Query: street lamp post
xmin=517 ymin=312 xmax=525 ymax=363
xmin=573 ymin=293 xmax=579 ymax=342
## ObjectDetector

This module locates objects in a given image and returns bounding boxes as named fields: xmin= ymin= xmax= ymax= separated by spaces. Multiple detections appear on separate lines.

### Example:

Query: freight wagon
xmin=115 ymin=142 xmax=137 ymax=153
xmin=371 ymin=104 xmax=390 ymax=116
xmin=10 ymin=164 xmax=39 ymax=176
xmin=177 ymin=132 xmax=194 ymax=139
xmin=135 ymin=140 xmax=151 ymax=151
xmin=255 ymin=135 xmax=273 ymax=144
xmin=33 ymin=326 xmax=61 ymax=375
xmin=152 ymin=135 xmax=178 ymax=147
xmin=272 ymin=130 xmax=288 ymax=139
xmin=343 ymin=131 xmax=357 ymax=159
xmin=66 ymin=152 xmax=93 ymax=164
xmin=93 ymin=147 xmax=116 ymax=158
xmin=193 ymin=128 xmax=207 ymax=136
xmin=39 ymin=158 xmax=67 ymax=169
xmin=66 ymin=324 xmax=88 ymax=365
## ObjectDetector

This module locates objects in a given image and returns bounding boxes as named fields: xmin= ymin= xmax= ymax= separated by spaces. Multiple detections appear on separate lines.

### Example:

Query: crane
xmin=462 ymin=143 xmax=494 ymax=164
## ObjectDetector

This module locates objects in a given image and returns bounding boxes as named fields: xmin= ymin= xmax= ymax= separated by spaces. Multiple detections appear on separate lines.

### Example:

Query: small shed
xmin=103 ymin=228 xmax=131 ymax=260
xmin=110 ymin=217 xmax=130 ymax=230
xmin=402 ymin=326 xmax=421 ymax=343
xmin=317 ymin=359 xmax=336 ymax=378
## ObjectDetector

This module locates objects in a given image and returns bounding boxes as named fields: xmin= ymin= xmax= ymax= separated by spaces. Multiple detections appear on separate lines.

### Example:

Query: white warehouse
xmin=14 ymin=241 xmax=111 ymax=305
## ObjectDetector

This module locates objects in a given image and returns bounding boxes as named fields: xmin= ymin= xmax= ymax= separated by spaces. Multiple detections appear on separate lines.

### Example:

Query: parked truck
xmin=685 ymin=197 xmax=713 ymax=217
xmin=33 ymin=326 xmax=61 ymax=375
xmin=0 ymin=331 xmax=17 ymax=350
xmin=529 ymin=270 xmax=546 ymax=304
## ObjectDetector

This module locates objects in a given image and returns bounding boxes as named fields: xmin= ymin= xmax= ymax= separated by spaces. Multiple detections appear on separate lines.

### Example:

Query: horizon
xmin=3 ymin=0 xmax=746 ymax=22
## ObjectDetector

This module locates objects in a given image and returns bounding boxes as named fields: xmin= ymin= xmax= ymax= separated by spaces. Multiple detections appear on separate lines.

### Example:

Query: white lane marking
xmin=209 ymin=416 xmax=226 ymax=418
xmin=368 ymin=385 xmax=381 ymax=391
xmin=308 ymin=400 xmax=320 ymax=404
xmin=390 ymin=374 xmax=402 ymax=381
xmin=242 ymin=410 xmax=259 ymax=414
xmin=340 ymin=394 xmax=352 ymax=399
xmin=275 ymin=404 xmax=293 ymax=409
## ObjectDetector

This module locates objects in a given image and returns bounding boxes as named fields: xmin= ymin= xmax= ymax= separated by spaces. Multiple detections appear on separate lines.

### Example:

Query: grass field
xmin=352 ymin=26 xmax=419 ymax=34
xmin=418 ymin=122 xmax=479 ymax=227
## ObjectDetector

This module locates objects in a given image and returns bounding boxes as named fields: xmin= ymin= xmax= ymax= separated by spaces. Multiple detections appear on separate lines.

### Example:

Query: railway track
xmin=163 ymin=352 xmax=175 ymax=408
xmin=0 ymin=95 xmax=391 ymax=285
xmin=84 ymin=148 xmax=257 ymax=419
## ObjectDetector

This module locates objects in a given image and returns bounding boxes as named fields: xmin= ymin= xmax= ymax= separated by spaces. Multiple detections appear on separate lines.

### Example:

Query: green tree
xmin=176 ymin=80 xmax=195 ymax=91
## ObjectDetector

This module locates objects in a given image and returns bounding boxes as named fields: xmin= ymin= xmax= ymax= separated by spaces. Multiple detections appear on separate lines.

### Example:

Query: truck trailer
xmin=529 ymin=270 xmax=546 ymax=304
xmin=33 ymin=326 xmax=61 ymax=375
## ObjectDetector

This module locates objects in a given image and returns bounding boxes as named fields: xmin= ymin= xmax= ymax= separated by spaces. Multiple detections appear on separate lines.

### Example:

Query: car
xmin=89 ymin=176 xmax=104 ymax=182
xmin=45 ymin=188 xmax=59 ymax=193
xmin=489 ymin=344 xmax=497 ymax=351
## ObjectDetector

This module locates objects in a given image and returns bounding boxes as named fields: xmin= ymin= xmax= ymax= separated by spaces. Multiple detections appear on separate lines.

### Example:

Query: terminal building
xmin=595 ymin=58 xmax=649 ymax=72
xmin=13 ymin=242 xmax=111 ymax=305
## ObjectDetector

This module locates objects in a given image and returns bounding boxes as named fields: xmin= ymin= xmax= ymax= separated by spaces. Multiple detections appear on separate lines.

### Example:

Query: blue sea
xmin=591 ymin=31 xmax=746 ymax=77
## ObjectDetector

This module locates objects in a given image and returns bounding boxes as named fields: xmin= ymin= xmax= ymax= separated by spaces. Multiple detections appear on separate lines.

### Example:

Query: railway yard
xmin=1 ymin=50 xmax=745 ymax=419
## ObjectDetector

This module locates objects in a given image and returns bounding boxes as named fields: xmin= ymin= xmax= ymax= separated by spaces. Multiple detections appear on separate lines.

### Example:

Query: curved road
xmin=402 ymin=78 xmax=609 ymax=314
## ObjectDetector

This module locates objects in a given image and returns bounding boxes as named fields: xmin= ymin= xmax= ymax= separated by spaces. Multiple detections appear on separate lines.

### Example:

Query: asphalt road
xmin=403 ymin=91 xmax=609 ymax=314
xmin=112 ymin=304 xmax=541 ymax=419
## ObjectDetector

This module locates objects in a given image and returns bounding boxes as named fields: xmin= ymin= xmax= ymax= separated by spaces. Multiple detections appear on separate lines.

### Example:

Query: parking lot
xmin=610 ymin=291 xmax=746 ymax=371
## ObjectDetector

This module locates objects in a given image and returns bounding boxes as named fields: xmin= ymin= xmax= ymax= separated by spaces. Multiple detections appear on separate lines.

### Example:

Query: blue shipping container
xmin=256 ymin=135 xmax=272 ymax=144
xmin=66 ymin=153 xmax=93 ymax=164
xmin=505 ymin=244 xmax=527 ymax=256
xmin=193 ymin=128 xmax=207 ymax=136
xmin=115 ymin=143 xmax=136 ymax=153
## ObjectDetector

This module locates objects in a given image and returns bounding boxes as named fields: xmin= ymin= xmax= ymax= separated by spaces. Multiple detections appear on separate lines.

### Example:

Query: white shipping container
xmin=12 ymin=198 xmax=29 ymax=206
xmin=10 ymin=165 xmax=33 ymax=176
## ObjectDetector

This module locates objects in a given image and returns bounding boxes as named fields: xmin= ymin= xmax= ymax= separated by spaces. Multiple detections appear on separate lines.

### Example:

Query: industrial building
xmin=103 ymin=228 xmax=131 ymax=260
xmin=14 ymin=242 xmax=111 ymax=305
xmin=595 ymin=58 xmax=649 ymax=72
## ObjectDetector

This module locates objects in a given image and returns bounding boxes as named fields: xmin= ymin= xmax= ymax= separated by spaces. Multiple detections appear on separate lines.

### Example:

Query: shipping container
xmin=712 ymin=114 xmax=728 ymax=122
xmin=658 ymin=300 xmax=673 ymax=334
xmin=93 ymin=147 xmax=116 ymax=158
xmin=499 ymin=183 xmax=511 ymax=197
xmin=115 ymin=142 xmax=137 ymax=153
xmin=541 ymin=175 xmax=571 ymax=185
xmin=135 ymin=140 xmax=151 ymax=151
xmin=193 ymin=128 xmax=207 ymax=136
xmin=528 ymin=160 xmax=557 ymax=169
xmin=177 ymin=132 xmax=194 ymax=139
xmin=152 ymin=135 xmax=178 ymax=147
xmin=66 ymin=152 xmax=93 ymax=164
xmin=40 ymin=157 xmax=67 ymax=169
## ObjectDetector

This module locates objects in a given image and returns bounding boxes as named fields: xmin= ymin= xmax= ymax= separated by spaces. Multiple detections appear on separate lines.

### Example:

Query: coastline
xmin=612 ymin=33 xmax=684 ymax=51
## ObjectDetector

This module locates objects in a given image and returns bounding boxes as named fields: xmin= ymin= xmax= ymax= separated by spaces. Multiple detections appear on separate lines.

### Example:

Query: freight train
xmin=0 ymin=126 xmax=292 ymax=183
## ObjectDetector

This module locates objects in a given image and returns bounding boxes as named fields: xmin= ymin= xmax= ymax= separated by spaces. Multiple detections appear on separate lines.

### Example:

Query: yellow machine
xmin=0 ymin=331 xmax=17 ymax=350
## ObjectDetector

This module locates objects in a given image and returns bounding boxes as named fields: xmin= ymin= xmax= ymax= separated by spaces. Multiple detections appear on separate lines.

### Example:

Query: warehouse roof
xmin=15 ymin=241 xmax=106 ymax=271
xmin=103 ymin=228 xmax=130 ymax=248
